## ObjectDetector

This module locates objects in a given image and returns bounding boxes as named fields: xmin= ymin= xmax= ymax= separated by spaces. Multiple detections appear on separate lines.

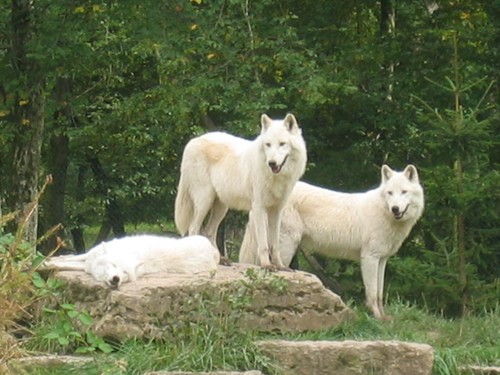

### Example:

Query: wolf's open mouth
xmin=270 ymin=155 xmax=288 ymax=174
xmin=394 ymin=204 xmax=409 ymax=220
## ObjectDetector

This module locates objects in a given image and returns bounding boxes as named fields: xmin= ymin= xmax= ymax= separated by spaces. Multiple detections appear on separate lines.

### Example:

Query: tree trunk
xmin=8 ymin=0 xmax=45 ymax=244
xmin=380 ymin=0 xmax=395 ymax=101
xmin=71 ymin=164 xmax=87 ymax=253
xmin=88 ymin=156 xmax=126 ymax=245
xmin=39 ymin=133 xmax=69 ymax=254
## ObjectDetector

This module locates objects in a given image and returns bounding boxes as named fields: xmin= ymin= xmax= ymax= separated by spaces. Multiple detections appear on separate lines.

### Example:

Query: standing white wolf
xmin=175 ymin=114 xmax=307 ymax=269
xmin=240 ymin=165 xmax=424 ymax=319
xmin=44 ymin=235 xmax=220 ymax=288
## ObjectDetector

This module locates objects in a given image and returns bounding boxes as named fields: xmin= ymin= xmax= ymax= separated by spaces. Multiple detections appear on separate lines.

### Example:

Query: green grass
xmin=22 ymin=301 xmax=499 ymax=375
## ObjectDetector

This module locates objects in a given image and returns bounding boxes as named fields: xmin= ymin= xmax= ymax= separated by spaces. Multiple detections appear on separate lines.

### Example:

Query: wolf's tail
xmin=174 ymin=174 xmax=194 ymax=236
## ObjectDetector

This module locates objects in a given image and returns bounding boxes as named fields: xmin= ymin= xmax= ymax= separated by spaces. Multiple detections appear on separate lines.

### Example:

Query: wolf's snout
xmin=110 ymin=275 xmax=120 ymax=287
xmin=391 ymin=206 xmax=400 ymax=214
xmin=268 ymin=161 xmax=279 ymax=174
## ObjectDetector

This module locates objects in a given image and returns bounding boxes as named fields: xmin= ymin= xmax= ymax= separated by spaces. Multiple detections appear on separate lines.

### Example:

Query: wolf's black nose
xmin=110 ymin=275 xmax=120 ymax=287
xmin=391 ymin=206 xmax=400 ymax=214
xmin=268 ymin=161 xmax=277 ymax=169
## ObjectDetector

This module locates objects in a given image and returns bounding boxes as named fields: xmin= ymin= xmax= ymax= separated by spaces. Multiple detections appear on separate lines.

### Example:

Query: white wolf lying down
xmin=44 ymin=235 xmax=220 ymax=288
xmin=175 ymin=113 xmax=307 ymax=269
xmin=240 ymin=165 xmax=424 ymax=319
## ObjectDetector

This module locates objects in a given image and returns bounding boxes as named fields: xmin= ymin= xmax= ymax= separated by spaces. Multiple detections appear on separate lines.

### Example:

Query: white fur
xmin=175 ymin=114 xmax=307 ymax=268
xmin=44 ymin=235 xmax=220 ymax=287
xmin=239 ymin=165 xmax=424 ymax=319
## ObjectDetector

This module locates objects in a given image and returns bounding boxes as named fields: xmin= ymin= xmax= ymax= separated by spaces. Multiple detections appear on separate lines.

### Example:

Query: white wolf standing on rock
xmin=240 ymin=164 xmax=424 ymax=319
xmin=44 ymin=235 xmax=220 ymax=288
xmin=175 ymin=114 xmax=307 ymax=269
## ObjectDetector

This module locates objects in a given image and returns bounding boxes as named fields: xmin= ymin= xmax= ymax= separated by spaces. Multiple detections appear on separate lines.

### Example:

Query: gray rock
xmin=144 ymin=372 xmax=263 ymax=375
xmin=49 ymin=264 xmax=353 ymax=340
xmin=459 ymin=366 xmax=500 ymax=375
xmin=257 ymin=339 xmax=435 ymax=375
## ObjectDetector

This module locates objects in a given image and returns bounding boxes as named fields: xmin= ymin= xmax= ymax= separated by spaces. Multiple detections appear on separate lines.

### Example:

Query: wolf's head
xmin=380 ymin=164 xmax=424 ymax=222
xmin=91 ymin=255 xmax=130 ymax=288
xmin=260 ymin=113 xmax=307 ymax=175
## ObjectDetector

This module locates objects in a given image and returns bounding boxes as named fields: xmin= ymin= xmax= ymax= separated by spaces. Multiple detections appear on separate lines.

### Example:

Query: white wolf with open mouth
xmin=44 ymin=235 xmax=220 ymax=287
xmin=240 ymin=164 xmax=424 ymax=318
xmin=175 ymin=114 xmax=307 ymax=269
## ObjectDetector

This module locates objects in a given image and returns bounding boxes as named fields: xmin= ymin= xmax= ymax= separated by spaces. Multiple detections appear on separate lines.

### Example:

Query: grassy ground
xmin=20 ymin=301 xmax=500 ymax=375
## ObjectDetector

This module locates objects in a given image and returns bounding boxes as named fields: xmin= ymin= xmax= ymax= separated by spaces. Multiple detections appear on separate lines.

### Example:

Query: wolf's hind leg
xmin=189 ymin=189 xmax=216 ymax=236
xmin=204 ymin=198 xmax=228 ymax=249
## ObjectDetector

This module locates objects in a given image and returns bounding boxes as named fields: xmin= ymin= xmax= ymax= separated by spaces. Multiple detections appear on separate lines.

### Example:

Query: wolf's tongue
xmin=271 ymin=165 xmax=280 ymax=174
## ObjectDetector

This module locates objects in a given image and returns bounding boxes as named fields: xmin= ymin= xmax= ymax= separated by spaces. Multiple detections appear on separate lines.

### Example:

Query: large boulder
xmin=257 ymin=339 xmax=435 ymax=375
xmin=49 ymin=264 xmax=353 ymax=340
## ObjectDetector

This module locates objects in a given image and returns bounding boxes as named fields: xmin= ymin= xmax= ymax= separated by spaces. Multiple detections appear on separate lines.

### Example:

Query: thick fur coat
xmin=239 ymin=165 xmax=424 ymax=318
xmin=44 ymin=235 xmax=220 ymax=287
xmin=175 ymin=114 xmax=307 ymax=268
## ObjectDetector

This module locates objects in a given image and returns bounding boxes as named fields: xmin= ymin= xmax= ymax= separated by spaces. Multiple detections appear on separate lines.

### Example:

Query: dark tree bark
xmin=71 ymin=164 xmax=87 ymax=253
xmin=8 ymin=0 xmax=45 ymax=243
xmin=39 ymin=78 xmax=79 ymax=254
xmin=88 ymin=157 xmax=126 ymax=245
xmin=379 ymin=0 xmax=395 ymax=101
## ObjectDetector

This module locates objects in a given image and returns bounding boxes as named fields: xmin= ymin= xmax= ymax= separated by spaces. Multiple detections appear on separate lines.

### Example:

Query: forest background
xmin=0 ymin=0 xmax=498 ymax=317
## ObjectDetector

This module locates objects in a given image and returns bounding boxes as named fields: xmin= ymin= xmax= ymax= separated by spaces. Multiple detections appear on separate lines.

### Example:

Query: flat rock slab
xmin=257 ymin=339 xmax=434 ymax=375
xmin=50 ymin=264 xmax=353 ymax=340
xmin=7 ymin=355 xmax=94 ymax=373
xmin=460 ymin=366 xmax=500 ymax=375
xmin=145 ymin=372 xmax=263 ymax=375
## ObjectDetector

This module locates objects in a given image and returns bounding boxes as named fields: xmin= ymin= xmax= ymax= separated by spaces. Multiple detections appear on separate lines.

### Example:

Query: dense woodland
xmin=0 ymin=0 xmax=498 ymax=317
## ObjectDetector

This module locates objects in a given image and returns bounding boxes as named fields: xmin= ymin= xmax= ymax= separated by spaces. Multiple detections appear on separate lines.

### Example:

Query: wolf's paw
xmin=378 ymin=314 xmax=393 ymax=321
xmin=278 ymin=266 xmax=293 ymax=272
xmin=219 ymin=256 xmax=232 ymax=266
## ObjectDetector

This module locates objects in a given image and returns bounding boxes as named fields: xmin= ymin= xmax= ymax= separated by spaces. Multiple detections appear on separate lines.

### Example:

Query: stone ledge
xmin=144 ymin=372 xmax=264 ymax=375
xmin=49 ymin=264 xmax=353 ymax=340
xmin=459 ymin=366 xmax=500 ymax=375
xmin=257 ymin=339 xmax=435 ymax=375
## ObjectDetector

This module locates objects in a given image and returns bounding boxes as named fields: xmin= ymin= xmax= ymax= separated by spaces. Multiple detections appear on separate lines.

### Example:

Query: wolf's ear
xmin=283 ymin=113 xmax=299 ymax=133
xmin=261 ymin=114 xmax=273 ymax=133
xmin=381 ymin=164 xmax=394 ymax=183
xmin=404 ymin=164 xmax=419 ymax=183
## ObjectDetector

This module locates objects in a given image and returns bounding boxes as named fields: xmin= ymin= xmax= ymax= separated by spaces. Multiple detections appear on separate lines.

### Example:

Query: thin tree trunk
xmin=88 ymin=156 xmax=125 ymax=245
xmin=380 ymin=0 xmax=395 ymax=101
xmin=451 ymin=33 xmax=468 ymax=316
xmin=71 ymin=164 xmax=87 ymax=253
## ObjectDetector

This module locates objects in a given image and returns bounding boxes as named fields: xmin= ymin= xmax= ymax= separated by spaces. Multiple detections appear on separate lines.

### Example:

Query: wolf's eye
xmin=279 ymin=142 xmax=286 ymax=147
xmin=265 ymin=143 xmax=271 ymax=148
xmin=387 ymin=191 xmax=393 ymax=196
xmin=402 ymin=190 xmax=407 ymax=195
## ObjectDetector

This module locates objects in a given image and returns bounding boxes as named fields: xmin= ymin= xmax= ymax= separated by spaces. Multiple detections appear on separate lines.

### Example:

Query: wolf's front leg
xmin=376 ymin=257 xmax=389 ymax=319
xmin=249 ymin=207 xmax=272 ymax=268
xmin=267 ymin=208 xmax=286 ymax=269
xmin=360 ymin=255 xmax=384 ymax=319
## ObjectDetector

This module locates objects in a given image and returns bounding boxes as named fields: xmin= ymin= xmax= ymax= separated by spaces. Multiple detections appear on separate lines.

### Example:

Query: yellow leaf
xmin=21 ymin=118 xmax=30 ymax=126
xmin=19 ymin=100 xmax=29 ymax=106
xmin=190 ymin=24 xmax=198 ymax=31
xmin=74 ymin=6 xmax=85 ymax=14
xmin=0 ymin=110 xmax=10 ymax=117
xmin=207 ymin=53 xmax=216 ymax=60
xmin=191 ymin=0 xmax=202 ymax=4
xmin=92 ymin=4 xmax=103 ymax=13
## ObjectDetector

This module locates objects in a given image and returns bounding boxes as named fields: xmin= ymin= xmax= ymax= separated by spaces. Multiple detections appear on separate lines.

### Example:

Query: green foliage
xmin=27 ymin=285 xmax=114 ymax=355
